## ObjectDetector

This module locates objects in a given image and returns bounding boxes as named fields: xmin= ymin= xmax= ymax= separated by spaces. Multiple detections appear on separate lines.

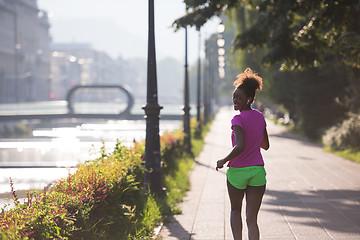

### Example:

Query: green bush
xmin=0 ymin=141 xmax=145 ymax=239
xmin=0 ymin=118 xmax=210 ymax=239
xmin=322 ymin=114 xmax=360 ymax=151
xmin=0 ymin=124 xmax=32 ymax=138
xmin=0 ymin=125 xmax=200 ymax=239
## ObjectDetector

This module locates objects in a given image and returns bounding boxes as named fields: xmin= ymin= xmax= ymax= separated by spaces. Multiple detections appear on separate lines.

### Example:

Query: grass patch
xmin=162 ymin=156 xmax=193 ymax=215
xmin=324 ymin=147 xmax=360 ymax=163
xmin=272 ymin=116 xmax=360 ymax=163
xmin=191 ymin=118 xmax=211 ymax=157
xmin=160 ymin=118 xmax=212 ymax=217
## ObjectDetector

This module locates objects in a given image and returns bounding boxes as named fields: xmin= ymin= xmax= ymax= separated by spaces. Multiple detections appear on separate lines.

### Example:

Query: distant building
xmin=50 ymin=43 xmax=129 ymax=100
xmin=0 ymin=0 xmax=51 ymax=103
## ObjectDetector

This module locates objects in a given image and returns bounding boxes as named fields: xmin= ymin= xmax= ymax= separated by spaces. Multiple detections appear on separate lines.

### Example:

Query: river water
xmin=0 ymin=103 xmax=184 ymax=209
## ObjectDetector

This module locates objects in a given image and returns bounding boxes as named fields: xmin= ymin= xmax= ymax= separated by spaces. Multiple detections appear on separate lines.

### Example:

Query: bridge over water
xmin=0 ymin=85 xmax=183 ymax=121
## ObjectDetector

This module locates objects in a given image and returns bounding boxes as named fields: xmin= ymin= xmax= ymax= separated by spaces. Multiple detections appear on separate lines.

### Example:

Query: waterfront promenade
xmin=159 ymin=107 xmax=360 ymax=240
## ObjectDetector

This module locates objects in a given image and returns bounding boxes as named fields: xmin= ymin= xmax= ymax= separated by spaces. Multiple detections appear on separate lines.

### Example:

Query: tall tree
xmin=174 ymin=0 xmax=360 ymax=139
xmin=174 ymin=0 xmax=360 ymax=69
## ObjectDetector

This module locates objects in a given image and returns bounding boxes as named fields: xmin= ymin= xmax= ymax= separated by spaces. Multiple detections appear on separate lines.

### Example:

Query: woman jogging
xmin=216 ymin=68 xmax=270 ymax=240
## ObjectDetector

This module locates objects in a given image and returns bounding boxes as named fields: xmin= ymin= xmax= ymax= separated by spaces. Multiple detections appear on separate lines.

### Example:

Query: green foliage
xmin=176 ymin=0 xmax=360 ymax=115
xmin=0 ymin=120 xmax=209 ymax=239
xmin=322 ymin=114 xmax=360 ymax=151
xmin=173 ymin=0 xmax=228 ymax=30
xmin=0 ymin=124 xmax=32 ymax=138
xmin=343 ymin=68 xmax=360 ymax=114
xmin=191 ymin=117 xmax=211 ymax=156
xmin=324 ymin=148 xmax=360 ymax=164
xmin=269 ymin=59 xmax=350 ymax=139
xmin=163 ymin=156 xmax=193 ymax=215
xmin=0 ymin=180 xmax=73 ymax=240
xmin=160 ymin=126 xmax=193 ymax=214
xmin=132 ymin=193 xmax=162 ymax=239
xmin=176 ymin=0 xmax=360 ymax=69
xmin=0 ymin=140 xmax=146 ymax=239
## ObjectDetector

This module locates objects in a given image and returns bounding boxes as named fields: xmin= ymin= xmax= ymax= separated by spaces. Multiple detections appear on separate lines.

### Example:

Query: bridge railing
xmin=0 ymin=85 xmax=183 ymax=121
xmin=66 ymin=85 xmax=134 ymax=117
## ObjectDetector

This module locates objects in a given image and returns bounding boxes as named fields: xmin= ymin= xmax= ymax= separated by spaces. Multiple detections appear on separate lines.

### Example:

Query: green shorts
xmin=226 ymin=166 xmax=266 ymax=190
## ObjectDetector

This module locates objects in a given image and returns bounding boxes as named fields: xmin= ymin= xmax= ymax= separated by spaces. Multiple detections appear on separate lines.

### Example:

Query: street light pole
xmin=142 ymin=0 xmax=163 ymax=194
xmin=203 ymin=40 xmax=208 ymax=124
xmin=14 ymin=3 xmax=19 ymax=103
xmin=203 ymin=39 xmax=210 ymax=124
xmin=183 ymin=26 xmax=191 ymax=153
xmin=196 ymin=30 xmax=202 ymax=129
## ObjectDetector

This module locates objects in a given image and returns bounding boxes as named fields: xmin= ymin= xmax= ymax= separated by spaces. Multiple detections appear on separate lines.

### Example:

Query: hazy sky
xmin=37 ymin=0 xmax=220 ymax=65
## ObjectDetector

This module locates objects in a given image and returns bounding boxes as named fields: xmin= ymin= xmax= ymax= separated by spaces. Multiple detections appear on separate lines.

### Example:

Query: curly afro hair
xmin=233 ymin=68 xmax=263 ymax=100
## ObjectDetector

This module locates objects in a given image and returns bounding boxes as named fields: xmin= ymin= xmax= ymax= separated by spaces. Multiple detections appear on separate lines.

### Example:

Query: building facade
xmin=50 ymin=43 xmax=129 ymax=100
xmin=0 ymin=0 xmax=51 ymax=103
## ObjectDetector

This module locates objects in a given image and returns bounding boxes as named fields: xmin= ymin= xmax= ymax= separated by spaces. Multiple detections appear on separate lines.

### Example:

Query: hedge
xmin=0 ymin=127 xmax=193 ymax=240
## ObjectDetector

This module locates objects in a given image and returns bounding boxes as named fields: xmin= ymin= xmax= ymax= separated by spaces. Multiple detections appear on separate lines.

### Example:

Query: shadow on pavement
xmin=264 ymin=189 xmax=360 ymax=234
xmin=158 ymin=215 xmax=192 ymax=240
xmin=194 ymin=159 xmax=226 ymax=175
xmin=269 ymin=130 xmax=322 ymax=148
xmin=203 ymin=139 xmax=229 ymax=149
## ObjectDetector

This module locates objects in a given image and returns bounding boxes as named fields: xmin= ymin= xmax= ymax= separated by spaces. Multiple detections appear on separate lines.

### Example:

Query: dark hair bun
xmin=233 ymin=68 xmax=263 ymax=92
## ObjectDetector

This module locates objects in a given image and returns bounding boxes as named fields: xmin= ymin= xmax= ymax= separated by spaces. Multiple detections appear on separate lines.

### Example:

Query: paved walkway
xmin=159 ymin=107 xmax=360 ymax=240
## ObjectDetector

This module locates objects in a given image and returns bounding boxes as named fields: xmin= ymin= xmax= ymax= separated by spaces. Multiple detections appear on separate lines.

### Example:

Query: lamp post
xmin=14 ymin=4 xmax=19 ymax=103
xmin=203 ymin=39 xmax=210 ymax=124
xmin=183 ymin=25 xmax=192 ymax=153
xmin=208 ymin=38 xmax=215 ymax=119
xmin=142 ymin=0 xmax=163 ymax=194
xmin=196 ymin=30 xmax=202 ymax=132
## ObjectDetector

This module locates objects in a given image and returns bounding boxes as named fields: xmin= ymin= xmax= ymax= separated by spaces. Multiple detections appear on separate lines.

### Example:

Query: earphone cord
xmin=241 ymin=99 xmax=250 ymax=111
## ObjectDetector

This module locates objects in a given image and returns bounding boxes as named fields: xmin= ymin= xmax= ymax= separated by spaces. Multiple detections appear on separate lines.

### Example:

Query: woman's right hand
xmin=216 ymin=159 xmax=226 ymax=171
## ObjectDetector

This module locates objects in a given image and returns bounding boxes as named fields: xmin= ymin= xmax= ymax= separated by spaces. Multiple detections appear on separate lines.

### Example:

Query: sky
xmin=37 ymin=0 xmax=221 ymax=65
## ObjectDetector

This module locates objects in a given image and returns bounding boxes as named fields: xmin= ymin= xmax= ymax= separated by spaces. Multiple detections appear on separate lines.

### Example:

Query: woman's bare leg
xmin=245 ymin=185 xmax=266 ymax=240
xmin=227 ymin=180 xmax=245 ymax=240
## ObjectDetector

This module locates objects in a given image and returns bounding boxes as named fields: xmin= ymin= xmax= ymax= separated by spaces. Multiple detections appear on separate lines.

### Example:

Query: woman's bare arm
xmin=216 ymin=125 xmax=244 ymax=170
xmin=261 ymin=128 xmax=269 ymax=150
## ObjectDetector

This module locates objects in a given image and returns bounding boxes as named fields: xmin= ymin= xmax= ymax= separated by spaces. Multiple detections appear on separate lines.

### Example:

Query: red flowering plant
xmin=55 ymin=140 xmax=145 ymax=238
xmin=0 ymin=127 xmax=192 ymax=239
xmin=160 ymin=129 xmax=185 ymax=175
xmin=0 ymin=179 xmax=73 ymax=239
xmin=0 ymin=140 xmax=145 ymax=239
